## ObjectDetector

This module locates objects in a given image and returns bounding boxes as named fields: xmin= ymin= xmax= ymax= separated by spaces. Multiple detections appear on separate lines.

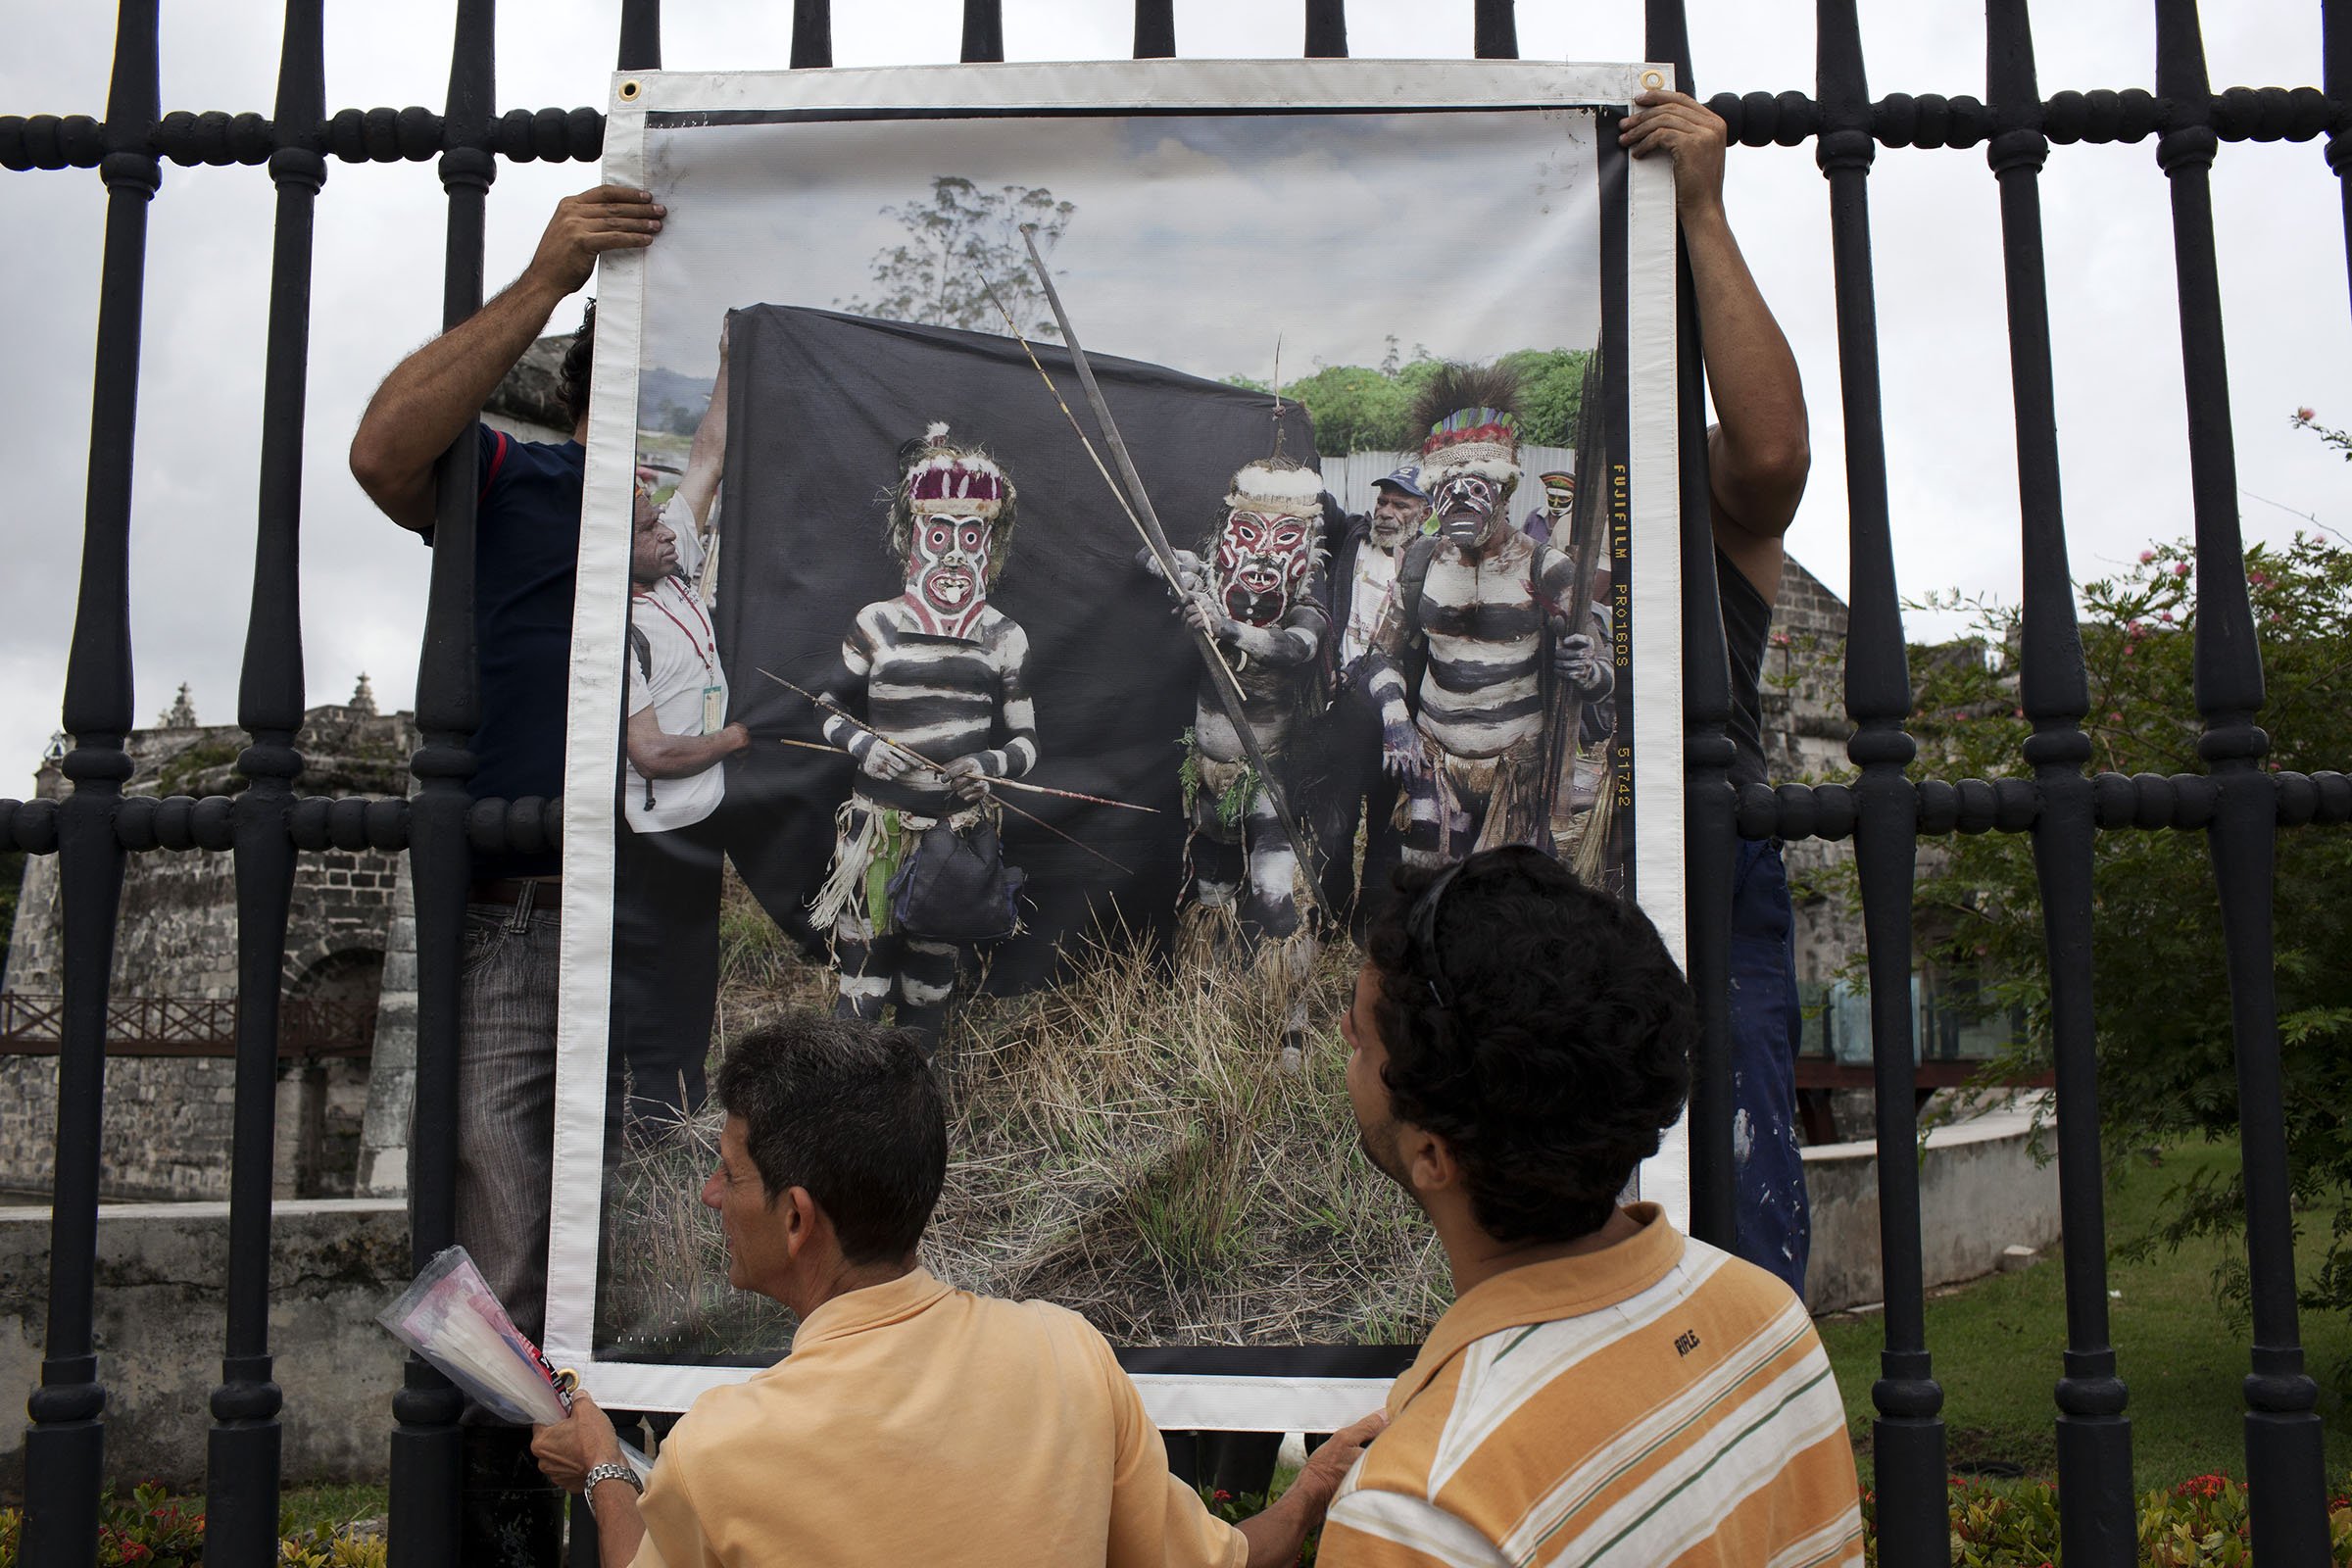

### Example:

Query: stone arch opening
xmin=274 ymin=947 xmax=384 ymax=1200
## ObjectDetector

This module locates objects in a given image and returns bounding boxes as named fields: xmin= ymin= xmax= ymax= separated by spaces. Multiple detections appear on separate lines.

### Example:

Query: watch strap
xmin=583 ymin=1460 xmax=644 ymax=1497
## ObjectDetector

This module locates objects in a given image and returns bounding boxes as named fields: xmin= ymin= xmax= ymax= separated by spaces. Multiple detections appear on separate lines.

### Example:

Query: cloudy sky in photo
xmin=0 ymin=0 xmax=2342 ymax=794
xmin=635 ymin=105 xmax=1598 ymax=382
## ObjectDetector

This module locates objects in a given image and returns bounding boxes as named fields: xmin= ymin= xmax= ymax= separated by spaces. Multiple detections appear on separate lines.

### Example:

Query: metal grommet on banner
xmin=618 ymin=79 xmax=643 ymax=102
xmin=1641 ymin=70 xmax=1666 ymax=92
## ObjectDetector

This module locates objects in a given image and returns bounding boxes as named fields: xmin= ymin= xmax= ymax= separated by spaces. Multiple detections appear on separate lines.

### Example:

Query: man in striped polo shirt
xmin=1320 ymin=848 xmax=1862 ymax=1567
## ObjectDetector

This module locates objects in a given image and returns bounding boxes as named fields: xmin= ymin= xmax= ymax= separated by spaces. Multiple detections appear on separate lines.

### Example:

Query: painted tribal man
xmin=1145 ymin=457 xmax=1328 ymax=1062
xmin=808 ymin=426 xmax=1037 ymax=1051
xmin=1366 ymin=365 xmax=1613 ymax=866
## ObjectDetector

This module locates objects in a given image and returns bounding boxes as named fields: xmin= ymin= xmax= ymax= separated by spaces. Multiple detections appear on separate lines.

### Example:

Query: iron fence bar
xmin=2330 ymin=0 xmax=2351 ymax=319
xmin=1643 ymin=0 xmax=1740 ymax=1252
xmin=962 ymin=0 xmax=1004 ymax=65
xmin=21 ymin=5 xmax=156 ymax=1563
xmin=205 ymin=5 xmax=324 ymax=1561
xmin=1984 ymin=4 xmax=2135 ymax=1558
xmin=1473 ymin=0 xmax=1516 ymax=62
xmin=2152 ymin=4 xmax=2328 ymax=1556
xmin=791 ymin=0 xmax=832 ymax=70
xmin=386 ymin=2 xmax=492 ymax=1560
xmin=1134 ymin=0 xmax=1174 ymax=59
xmin=618 ymin=0 xmax=662 ymax=74
xmin=1815 ymin=2 xmax=1944 ymax=1555
xmin=1304 ymin=0 xmax=1347 ymax=60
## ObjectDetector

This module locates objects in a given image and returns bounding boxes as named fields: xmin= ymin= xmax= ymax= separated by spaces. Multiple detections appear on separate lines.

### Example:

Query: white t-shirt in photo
xmin=624 ymin=574 xmax=728 ymax=833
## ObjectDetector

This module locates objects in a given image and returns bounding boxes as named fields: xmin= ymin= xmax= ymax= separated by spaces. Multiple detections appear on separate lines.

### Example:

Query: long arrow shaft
xmin=757 ymin=667 xmax=1135 ymax=876
xmin=768 ymin=735 xmax=1156 ymax=814
xmin=1013 ymin=231 xmax=1320 ymax=890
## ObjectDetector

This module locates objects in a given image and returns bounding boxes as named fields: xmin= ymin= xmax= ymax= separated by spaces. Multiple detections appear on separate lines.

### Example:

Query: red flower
xmin=1213 ymin=1489 xmax=1234 ymax=1503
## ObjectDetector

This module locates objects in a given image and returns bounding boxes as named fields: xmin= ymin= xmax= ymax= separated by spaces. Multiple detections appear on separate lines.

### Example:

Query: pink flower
xmin=2126 ymin=620 xmax=2147 ymax=637
xmin=2270 ymin=611 xmax=2283 ymax=622
xmin=2249 ymin=570 xmax=2269 ymax=587
xmin=2108 ymin=710 xmax=2124 ymax=722
xmin=2013 ymin=708 xmax=2026 ymax=718
xmin=2158 ymin=611 xmax=2174 ymax=622
xmin=2173 ymin=562 xmax=2192 ymax=577
xmin=2138 ymin=550 xmax=2157 ymax=564
xmin=2295 ymin=407 xmax=2317 ymax=423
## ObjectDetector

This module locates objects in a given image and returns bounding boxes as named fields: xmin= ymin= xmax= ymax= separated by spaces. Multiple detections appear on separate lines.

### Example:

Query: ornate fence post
xmin=618 ymin=0 xmax=662 ymax=74
xmin=1304 ymin=0 xmax=1347 ymax=60
xmin=1814 ymin=1 xmax=1944 ymax=1554
xmin=1983 ymin=4 xmax=2136 ymax=1561
xmin=1471 ymin=0 xmax=1515 ymax=61
xmin=1643 ymin=0 xmax=1739 ymax=1251
xmin=204 ymin=3 xmax=327 ymax=1560
xmin=2328 ymin=0 xmax=2349 ymax=317
xmin=387 ymin=2 xmax=494 ymax=1561
xmin=22 ymin=4 xmax=158 ymax=1562
xmin=1134 ymin=0 xmax=1175 ymax=59
xmin=791 ymin=0 xmax=831 ymax=70
xmin=961 ymin=0 xmax=1004 ymax=65
xmin=2152 ymin=3 xmax=2328 ymax=1557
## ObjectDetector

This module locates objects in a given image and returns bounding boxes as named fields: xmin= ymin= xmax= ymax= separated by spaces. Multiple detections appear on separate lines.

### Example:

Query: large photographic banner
xmin=551 ymin=61 xmax=1684 ymax=1426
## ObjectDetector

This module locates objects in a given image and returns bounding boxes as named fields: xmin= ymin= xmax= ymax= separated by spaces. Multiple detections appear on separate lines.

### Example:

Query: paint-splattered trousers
xmin=1731 ymin=837 xmax=1811 ymax=1298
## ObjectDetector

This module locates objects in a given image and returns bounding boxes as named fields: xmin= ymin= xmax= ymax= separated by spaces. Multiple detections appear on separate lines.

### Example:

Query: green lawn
xmin=1818 ymin=1139 xmax=2352 ymax=1488
xmin=279 ymin=1483 xmax=387 ymax=1537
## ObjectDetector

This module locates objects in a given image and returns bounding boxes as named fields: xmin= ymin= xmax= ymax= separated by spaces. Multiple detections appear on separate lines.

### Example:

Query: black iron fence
xmin=0 ymin=0 xmax=2344 ymax=1563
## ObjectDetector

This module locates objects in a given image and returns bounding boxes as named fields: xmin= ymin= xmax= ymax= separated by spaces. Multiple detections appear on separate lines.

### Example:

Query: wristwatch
xmin=583 ymin=1460 xmax=644 ymax=1497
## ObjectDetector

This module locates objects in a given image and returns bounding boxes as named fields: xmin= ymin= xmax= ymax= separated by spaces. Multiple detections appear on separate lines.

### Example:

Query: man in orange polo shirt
xmin=530 ymin=1012 xmax=1384 ymax=1566
xmin=1317 ymin=848 xmax=1862 ymax=1567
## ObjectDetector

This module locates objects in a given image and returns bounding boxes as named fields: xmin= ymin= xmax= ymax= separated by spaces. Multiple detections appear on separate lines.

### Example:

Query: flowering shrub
xmin=0 ymin=1485 xmax=384 ymax=1568
xmin=1856 ymin=1472 xmax=2352 ymax=1565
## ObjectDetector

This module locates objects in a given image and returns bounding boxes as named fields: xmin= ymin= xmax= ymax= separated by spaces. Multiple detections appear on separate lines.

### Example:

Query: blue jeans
xmin=1730 ymin=838 xmax=1809 ymax=1298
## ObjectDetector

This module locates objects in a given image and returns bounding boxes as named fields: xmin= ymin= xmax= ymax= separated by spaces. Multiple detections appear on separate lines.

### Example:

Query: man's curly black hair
xmin=1362 ymin=849 xmax=1694 ymax=1245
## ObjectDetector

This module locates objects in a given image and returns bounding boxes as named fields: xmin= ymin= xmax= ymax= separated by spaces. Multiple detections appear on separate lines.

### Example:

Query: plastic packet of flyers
xmin=379 ymin=1246 xmax=651 ymax=1481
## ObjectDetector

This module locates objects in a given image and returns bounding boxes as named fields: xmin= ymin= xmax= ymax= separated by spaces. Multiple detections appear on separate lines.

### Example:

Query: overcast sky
xmin=0 ymin=1 xmax=2342 ymax=795
xmin=636 ymin=106 xmax=1597 ymax=380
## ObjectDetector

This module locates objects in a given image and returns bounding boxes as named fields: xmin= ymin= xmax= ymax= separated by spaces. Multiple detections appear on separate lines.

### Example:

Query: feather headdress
xmin=1412 ymin=363 xmax=1523 ymax=492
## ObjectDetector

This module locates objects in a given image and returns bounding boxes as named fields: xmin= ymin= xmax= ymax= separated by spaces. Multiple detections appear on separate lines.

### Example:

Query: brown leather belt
xmin=467 ymin=877 xmax=561 ymax=908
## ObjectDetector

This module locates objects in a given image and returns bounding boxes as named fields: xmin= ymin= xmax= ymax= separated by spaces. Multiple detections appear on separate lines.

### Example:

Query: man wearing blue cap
xmin=1314 ymin=466 xmax=1433 ymax=938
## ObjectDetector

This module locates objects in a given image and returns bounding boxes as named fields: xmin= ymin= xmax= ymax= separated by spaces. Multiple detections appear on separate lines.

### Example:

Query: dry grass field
xmin=595 ymin=872 xmax=1450 ymax=1359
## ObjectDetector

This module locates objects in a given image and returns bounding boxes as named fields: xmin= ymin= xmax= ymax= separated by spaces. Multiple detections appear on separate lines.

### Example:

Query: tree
xmin=1815 ymin=531 xmax=2352 ymax=1348
xmin=840 ymin=176 xmax=1077 ymax=341
xmin=1227 ymin=348 xmax=1592 ymax=457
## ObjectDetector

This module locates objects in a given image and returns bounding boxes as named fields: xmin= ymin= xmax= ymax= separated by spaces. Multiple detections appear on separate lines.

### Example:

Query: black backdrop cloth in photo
xmin=710 ymin=306 xmax=1317 ymax=991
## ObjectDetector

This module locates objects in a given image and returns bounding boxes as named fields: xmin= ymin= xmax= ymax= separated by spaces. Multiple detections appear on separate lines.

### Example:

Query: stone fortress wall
xmin=0 ymin=686 xmax=417 ymax=1200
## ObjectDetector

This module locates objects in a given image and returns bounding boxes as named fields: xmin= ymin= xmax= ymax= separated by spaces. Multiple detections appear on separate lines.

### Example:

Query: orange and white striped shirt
xmin=1319 ymin=1204 xmax=1863 ymax=1568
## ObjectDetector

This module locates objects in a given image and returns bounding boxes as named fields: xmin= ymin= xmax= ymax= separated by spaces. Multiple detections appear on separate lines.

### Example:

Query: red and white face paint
xmin=1213 ymin=509 xmax=1315 ymax=626
xmin=906 ymin=513 xmax=992 ymax=639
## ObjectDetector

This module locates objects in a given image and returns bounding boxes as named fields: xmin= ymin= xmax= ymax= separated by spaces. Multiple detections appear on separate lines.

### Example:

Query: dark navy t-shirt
xmin=1717 ymin=545 xmax=1772 ymax=791
xmin=460 ymin=424 xmax=582 ymax=879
